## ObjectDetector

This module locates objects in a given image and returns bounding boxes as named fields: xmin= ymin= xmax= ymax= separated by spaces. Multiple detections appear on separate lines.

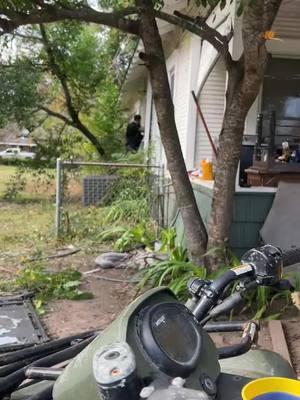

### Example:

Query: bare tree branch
xmin=154 ymin=9 xmax=234 ymax=71
xmin=13 ymin=31 xmax=43 ymax=42
xmin=0 ymin=5 xmax=140 ymax=35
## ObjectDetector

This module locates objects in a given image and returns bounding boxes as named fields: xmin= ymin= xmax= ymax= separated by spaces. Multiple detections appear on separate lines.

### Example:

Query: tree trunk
xmin=206 ymin=0 xmax=282 ymax=270
xmin=74 ymin=119 xmax=106 ymax=157
xmin=136 ymin=0 xmax=208 ymax=265
xmin=206 ymin=80 xmax=256 ymax=268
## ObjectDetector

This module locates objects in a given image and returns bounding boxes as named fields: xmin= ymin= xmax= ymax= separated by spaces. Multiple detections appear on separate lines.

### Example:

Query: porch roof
xmin=120 ymin=0 xmax=208 ymax=106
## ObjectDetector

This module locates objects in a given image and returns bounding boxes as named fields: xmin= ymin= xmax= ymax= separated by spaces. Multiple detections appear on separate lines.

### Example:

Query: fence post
xmin=55 ymin=158 xmax=62 ymax=237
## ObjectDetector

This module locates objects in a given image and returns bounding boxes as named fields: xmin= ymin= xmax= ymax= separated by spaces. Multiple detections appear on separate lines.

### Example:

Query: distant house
xmin=121 ymin=0 xmax=300 ymax=255
xmin=0 ymin=125 xmax=37 ymax=152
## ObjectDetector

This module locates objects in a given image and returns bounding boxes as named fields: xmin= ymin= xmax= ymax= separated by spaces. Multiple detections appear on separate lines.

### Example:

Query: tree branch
xmin=263 ymin=0 xmax=283 ymax=30
xmin=0 ymin=5 xmax=139 ymax=35
xmin=39 ymin=25 xmax=77 ymax=120
xmin=39 ymin=24 xmax=105 ymax=156
xmin=40 ymin=106 xmax=74 ymax=126
xmin=13 ymin=31 xmax=43 ymax=42
xmin=154 ymin=9 xmax=234 ymax=71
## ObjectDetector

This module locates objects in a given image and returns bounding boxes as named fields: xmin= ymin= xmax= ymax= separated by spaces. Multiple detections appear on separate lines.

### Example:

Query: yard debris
xmin=26 ymin=245 xmax=81 ymax=263
xmin=94 ymin=275 xmax=139 ymax=284
xmin=94 ymin=250 xmax=167 ymax=271
xmin=95 ymin=252 xmax=131 ymax=269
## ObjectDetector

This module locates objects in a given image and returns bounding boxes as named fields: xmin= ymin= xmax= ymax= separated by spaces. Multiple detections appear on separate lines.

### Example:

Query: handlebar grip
xmin=282 ymin=248 xmax=300 ymax=267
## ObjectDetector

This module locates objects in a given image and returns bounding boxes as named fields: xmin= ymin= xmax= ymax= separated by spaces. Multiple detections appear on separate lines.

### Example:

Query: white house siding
xmin=172 ymin=35 xmax=192 ymax=158
xmin=145 ymin=34 xmax=193 ymax=168
xmin=194 ymin=59 xmax=226 ymax=167
xmin=151 ymin=106 xmax=164 ymax=166
xmin=273 ymin=0 xmax=300 ymax=39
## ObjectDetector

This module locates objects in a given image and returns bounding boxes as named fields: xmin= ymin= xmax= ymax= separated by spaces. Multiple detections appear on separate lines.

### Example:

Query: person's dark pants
xmin=126 ymin=143 xmax=139 ymax=152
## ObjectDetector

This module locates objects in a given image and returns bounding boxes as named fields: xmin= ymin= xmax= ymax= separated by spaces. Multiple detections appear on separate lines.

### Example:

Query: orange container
xmin=200 ymin=160 xmax=214 ymax=180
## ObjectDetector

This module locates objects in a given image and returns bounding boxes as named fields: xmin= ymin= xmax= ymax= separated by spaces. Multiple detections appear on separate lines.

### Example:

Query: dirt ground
xmin=2 ymin=165 xmax=300 ymax=380
xmin=2 ymin=247 xmax=300 ymax=377
xmin=42 ymin=254 xmax=138 ymax=338
xmin=41 ymin=252 xmax=300 ymax=378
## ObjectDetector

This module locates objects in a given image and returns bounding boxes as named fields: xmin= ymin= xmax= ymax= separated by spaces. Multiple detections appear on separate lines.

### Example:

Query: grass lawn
xmin=0 ymin=165 xmax=103 ymax=263
xmin=0 ymin=165 xmax=16 ymax=195
xmin=0 ymin=201 xmax=54 ymax=254
xmin=0 ymin=165 xmax=56 ymax=261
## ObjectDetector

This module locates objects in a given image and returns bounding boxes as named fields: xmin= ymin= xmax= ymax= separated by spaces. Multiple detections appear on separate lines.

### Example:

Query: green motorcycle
xmin=8 ymin=245 xmax=300 ymax=400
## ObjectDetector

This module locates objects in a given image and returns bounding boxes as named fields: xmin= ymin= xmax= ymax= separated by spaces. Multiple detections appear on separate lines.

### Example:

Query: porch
xmin=168 ymin=180 xmax=275 ymax=258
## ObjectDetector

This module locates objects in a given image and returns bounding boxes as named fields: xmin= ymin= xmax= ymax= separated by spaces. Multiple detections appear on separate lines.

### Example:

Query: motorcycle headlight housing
xmin=138 ymin=302 xmax=202 ymax=377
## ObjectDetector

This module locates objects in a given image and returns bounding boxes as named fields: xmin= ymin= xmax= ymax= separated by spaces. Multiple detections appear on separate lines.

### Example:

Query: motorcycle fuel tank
xmin=53 ymin=288 xmax=220 ymax=400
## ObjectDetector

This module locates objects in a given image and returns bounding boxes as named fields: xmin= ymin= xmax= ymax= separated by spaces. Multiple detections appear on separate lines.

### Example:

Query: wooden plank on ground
xmin=268 ymin=320 xmax=293 ymax=366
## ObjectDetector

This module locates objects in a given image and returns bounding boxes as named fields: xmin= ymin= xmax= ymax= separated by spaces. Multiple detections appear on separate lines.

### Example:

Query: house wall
xmin=171 ymin=35 xmax=192 ymax=157
xmin=145 ymin=34 xmax=195 ymax=168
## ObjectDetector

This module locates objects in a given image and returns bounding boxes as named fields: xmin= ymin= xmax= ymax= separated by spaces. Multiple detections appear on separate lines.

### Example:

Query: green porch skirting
xmin=174 ymin=183 xmax=275 ymax=258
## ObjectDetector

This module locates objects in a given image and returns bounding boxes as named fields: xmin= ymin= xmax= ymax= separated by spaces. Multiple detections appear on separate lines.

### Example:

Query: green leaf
xmin=66 ymin=290 xmax=94 ymax=300
xmin=253 ymin=304 xmax=267 ymax=320
xmin=265 ymin=313 xmax=281 ymax=321
xmin=63 ymin=280 xmax=81 ymax=289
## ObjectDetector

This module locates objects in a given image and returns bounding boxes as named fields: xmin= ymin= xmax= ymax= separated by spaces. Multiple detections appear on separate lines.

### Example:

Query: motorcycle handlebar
xmin=217 ymin=322 xmax=257 ymax=360
xmin=192 ymin=245 xmax=300 ymax=323
xmin=282 ymin=248 xmax=300 ymax=267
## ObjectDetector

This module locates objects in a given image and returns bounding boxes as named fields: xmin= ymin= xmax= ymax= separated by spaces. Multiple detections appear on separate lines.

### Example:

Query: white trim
xmin=191 ymin=173 xmax=277 ymax=194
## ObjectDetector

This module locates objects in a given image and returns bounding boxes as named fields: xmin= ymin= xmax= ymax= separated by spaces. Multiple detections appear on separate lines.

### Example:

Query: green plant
xmin=139 ymin=260 xmax=207 ymax=300
xmin=159 ymin=227 xmax=177 ymax=253
xmin=138 ymin=227 xmax=206 ymax=299
xmin=101 ymin=172 xmax=152 ymax=225
xmin=0 ymin=264 xmax=93 ymax=315
xmin=99 ymin=222 xmax=155 ymax=252
xmin=3 ymin=168 xmax=27 ymax=200
xmin=103 ymin=197 xmax=150 ymax=225
xmin=2 ymin=165 xmax=55 ymax=201
xmin=241 ymin=284 xmax=291 ymax=320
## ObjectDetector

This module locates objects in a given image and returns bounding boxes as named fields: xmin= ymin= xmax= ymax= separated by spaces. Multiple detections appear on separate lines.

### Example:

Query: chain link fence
xmin=54 ymin=159 xmax=165 ymax=242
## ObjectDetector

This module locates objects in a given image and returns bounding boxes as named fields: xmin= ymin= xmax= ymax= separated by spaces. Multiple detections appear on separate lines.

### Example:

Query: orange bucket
xmin=200 ymin=160 xmax=213 ymax=180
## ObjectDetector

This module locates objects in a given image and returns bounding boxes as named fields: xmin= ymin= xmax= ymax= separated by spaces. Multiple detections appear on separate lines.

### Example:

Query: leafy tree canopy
xmin=0 ymin=19 xmax=130 ymax=157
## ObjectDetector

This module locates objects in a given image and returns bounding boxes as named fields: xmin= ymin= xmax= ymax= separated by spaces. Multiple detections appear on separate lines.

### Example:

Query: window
xmin=262 ymin=58 xmax=300 ymax=143
xmin=263 ymin=58 xmax=300 ymax=120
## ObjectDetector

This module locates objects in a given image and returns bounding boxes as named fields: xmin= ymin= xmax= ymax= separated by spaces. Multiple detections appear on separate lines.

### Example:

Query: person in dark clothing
xmin=125 ymin=114 xmax=144 ymax=152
